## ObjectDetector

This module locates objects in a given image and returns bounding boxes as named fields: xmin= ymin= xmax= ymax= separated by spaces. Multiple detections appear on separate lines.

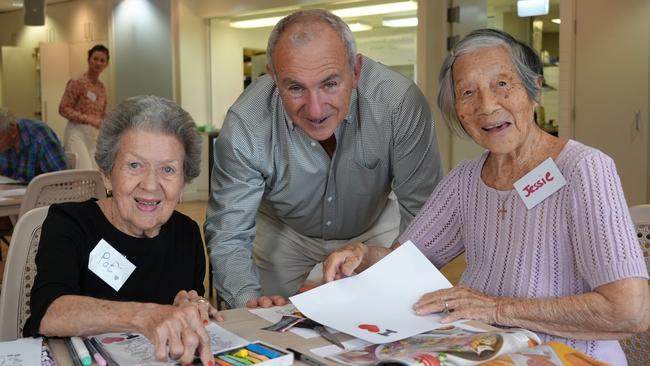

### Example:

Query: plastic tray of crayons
xmin=213 ymin=341 xmax=293 ymax=366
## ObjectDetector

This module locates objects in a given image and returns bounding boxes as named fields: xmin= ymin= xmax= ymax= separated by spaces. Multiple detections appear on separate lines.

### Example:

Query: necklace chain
xmin=497 ymin=190 xmax=514 ymax=220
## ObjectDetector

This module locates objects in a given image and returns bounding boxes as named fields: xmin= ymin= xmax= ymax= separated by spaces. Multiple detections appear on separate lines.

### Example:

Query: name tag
xmin=88 ymin=239 xmax=136 ymax=291
xmin=513 ymin=157 xmax=566 ymax=209
xmin=86 ymin=91 xmax=97 ymax=102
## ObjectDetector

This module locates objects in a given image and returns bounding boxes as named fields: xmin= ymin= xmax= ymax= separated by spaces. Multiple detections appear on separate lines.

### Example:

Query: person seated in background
xmin=24 ymin=95 xmax=221 ymax=366
xmin=0 ymin=107 xmax=66 ymax=183
xmin=323 ymin=29 xmax=650 ymax=365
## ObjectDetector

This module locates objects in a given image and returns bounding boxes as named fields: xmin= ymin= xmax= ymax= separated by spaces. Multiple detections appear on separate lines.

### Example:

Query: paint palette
xmin=213 ymin=341 xmax=293 ymax=366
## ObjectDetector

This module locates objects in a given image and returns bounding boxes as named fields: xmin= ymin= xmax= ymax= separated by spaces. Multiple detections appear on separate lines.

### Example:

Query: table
xmin=48 ymin=307 xmax=348 ymax=366
xmin=0 ymin=184 xmax=25 ymax=218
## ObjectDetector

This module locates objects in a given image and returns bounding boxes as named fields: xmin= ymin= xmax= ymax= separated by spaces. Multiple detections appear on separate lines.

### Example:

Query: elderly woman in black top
xmin=26 ymin=95 xmax=220 ymax=366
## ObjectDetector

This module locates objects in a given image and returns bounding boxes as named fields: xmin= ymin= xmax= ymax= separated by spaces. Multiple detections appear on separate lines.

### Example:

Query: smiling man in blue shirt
xmin=205 ymin=9 xmax=443 ymax=309
xmin=0 ymin=107 xmax=67 ymax=183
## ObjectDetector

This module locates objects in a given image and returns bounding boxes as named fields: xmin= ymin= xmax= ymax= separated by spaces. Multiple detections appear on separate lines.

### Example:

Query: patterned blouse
xmin=58 ymin=72 xmax=107 ymax=128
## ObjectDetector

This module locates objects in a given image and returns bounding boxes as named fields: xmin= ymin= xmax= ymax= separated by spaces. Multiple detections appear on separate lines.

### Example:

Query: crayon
xmin=245 ymin=343 xmax=280 ymax=358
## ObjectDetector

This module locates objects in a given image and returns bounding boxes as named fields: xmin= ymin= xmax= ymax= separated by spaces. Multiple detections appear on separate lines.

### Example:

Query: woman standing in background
xmin=59 ymin=44 xmax=108 ymax=169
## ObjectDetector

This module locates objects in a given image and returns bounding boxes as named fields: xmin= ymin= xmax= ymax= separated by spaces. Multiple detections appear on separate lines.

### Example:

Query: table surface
xmin=48 ymin=307 xmax=347 ymax=366
xmin=0 ymin=183 xmax=25 ymax=218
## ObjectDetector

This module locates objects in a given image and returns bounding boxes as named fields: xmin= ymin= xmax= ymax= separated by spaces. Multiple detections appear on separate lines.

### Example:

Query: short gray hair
xmin=95 ymin=95 xmax=201 ymax=182
xmin=0 ymin=107 xmax=17 ymax=133
xmin=266 ymin=9 xmax=357 ymax=74
xmin=438 ymin=28 xmax=542 ymax=138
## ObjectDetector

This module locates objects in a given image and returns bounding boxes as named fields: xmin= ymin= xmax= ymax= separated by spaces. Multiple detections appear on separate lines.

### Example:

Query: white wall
xmin=174 ymin=0 xmax=211 ymax=201
xmin=0 ymin=0 xmax=109 ymax=47
xmin=209 ymin=19 xmax=268 ymax=130
xmin=112 ymin=0 xmax=173 ymax=101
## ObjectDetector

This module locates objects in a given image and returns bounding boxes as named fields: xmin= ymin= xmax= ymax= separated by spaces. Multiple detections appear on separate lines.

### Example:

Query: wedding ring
xmin=443 ymin=300 xmax=450 ymax=314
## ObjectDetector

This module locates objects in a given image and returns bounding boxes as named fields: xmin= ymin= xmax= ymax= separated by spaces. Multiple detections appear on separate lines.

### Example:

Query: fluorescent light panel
xmin=348 ymin=23 xmax=373 ymax=32
xmin=551 ymin=18 xmax=561 ymax=24
xmin=517 ymin=0 xmax=549 ymax=17
xmin=230 ymin=16 xmax=285 ymax=29
xmin=382 ymin=17 xmax=417 ymax=27
xmin=230 ymin=1 xmax=418 ymax=29
xmin=332 ymin=1 xmax=417 ymax=18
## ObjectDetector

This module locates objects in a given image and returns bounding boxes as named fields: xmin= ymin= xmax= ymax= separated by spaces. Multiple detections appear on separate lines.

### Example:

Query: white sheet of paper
xmin=94 ymin=322 xmax=248 ymax=365
xmin=0 ymin=188 xmax=26 ymax=197
xmin=248 ymin=304 xmax=334 ymax=339
xmin=0 ymin=337 xmax=42 ymax=366
xmin=290 ymin=241 xmax=456 ymax=343
xmin=0 ymin=175 xmax=20 ymax=184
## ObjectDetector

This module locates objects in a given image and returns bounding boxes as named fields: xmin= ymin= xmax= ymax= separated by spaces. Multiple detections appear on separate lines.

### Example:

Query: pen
xmin=83 ymin=337 xmax=107 ymax=366
xmin=64 ymin=338 xmax=83 ymax=366
xmin=90 ymin=337 xmax=118 ymax=366
xmin=286 ymin=348 xmax=328 ymax=366
xmin=71 ymin=336 xmax=92 ymax=366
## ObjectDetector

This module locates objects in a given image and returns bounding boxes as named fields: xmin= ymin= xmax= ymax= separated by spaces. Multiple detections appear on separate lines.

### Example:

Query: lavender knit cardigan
xmin=400 ymin=140 xmax=648 ymax=365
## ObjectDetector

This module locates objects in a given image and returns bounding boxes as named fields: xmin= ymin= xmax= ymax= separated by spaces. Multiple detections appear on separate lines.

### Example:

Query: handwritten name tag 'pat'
xmin=88 ymin=239 xmax=136 ymax=291
xmin=513 ymin=157 xmax=566 ymax=210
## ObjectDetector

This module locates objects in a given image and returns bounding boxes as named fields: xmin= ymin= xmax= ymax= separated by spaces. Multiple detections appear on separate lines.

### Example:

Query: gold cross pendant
xmin=498 ymin=203 xmax=507 ymax=220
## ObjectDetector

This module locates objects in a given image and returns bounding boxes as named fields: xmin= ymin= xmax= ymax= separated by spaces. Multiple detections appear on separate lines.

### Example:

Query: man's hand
xmin=245 ymin=295 xmax=288 ymax=308
xmin=322 ymin=242 xmax=368 ymax=283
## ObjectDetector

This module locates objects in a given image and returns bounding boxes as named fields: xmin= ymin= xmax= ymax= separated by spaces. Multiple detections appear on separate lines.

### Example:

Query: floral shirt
xmin=58 ymin=73 xmax=107 ymax=128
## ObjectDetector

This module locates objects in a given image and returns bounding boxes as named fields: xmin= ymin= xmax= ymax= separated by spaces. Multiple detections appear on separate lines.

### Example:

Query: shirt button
xmin=327 ymin=196 xmax=332 ymax=202
xmin=326 ymin=221 xmax=332 ymax=226
xmin=310 ymin=142 xmax=317 ymax=147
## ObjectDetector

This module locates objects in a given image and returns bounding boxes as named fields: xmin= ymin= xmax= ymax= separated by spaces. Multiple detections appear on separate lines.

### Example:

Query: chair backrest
xmin=64 ymin=151 xmax=78 ymax=170
xmin=0 ymin=205 xmax=50 ymax=341
xmin=18 ymin=169 xmax=106 ymax=217
xmin=620 ymin=204 xmax=650 ymax=365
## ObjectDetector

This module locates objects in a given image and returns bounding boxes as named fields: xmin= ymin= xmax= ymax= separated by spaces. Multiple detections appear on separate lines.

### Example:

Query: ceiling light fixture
xmin=229 ymin=16 xmax=285 ymax=29
xmin=551 ymin=18 xmax=561 ymax=24
xmin=348 ymin=22 xmax=373 ymax=32
xmin=332 ymin=1 xmax=417 ymax=18
xmin=12 ymin=1 xmax=23 ymax=7
xmin=517 ymin=0 xmax=549 ymax=17
xmin=382 ymin=17 xmax=418 ymax=28
xmin=229 ymin=1 xmax=417 ymax=29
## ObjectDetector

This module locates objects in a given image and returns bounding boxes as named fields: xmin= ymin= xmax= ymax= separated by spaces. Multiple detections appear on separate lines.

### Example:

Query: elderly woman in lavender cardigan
xmin=323 ymin=29 xmax=650 ymax=365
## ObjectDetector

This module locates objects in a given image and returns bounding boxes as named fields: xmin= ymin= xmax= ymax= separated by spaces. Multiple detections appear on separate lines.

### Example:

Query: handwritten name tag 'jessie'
xmin=88 ymin=239 xmax=136 ymax=291
xmin=513 ymin=157 xmax=566 ymax=209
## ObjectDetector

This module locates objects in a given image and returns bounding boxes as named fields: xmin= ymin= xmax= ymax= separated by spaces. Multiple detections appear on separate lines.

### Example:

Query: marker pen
xmin=83 ymin=337 xmax=107 ymax=366
xmin=70 ymin=336 xmax=92 ymax=366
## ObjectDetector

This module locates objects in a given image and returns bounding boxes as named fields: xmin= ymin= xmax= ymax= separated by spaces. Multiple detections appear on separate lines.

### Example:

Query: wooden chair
xmin=620 ymin=204 xmax=650 ymax=366
xmin=18 ymin=169 xmax=106 ymax=218
xmin=0 ymin=206 xmax=49 ymax=340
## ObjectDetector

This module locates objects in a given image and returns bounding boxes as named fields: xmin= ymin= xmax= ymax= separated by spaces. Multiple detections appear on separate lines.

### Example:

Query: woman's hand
xmin=322 ymin=242 xmax=368 ymax=282
xmin=413 ymin=285 xmax=500 ymax=325
xmin=173 ymin=290 xmax=223 ymax=323
xmin=137 ymin=301 xmax=215 ymax=366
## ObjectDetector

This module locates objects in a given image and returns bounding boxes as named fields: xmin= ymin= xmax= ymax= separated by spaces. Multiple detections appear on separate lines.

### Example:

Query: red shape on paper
xmin=101 ymin=337 xmax=125 ymax=344
xmin=358 ymin=324 xmax=380 ymax=333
